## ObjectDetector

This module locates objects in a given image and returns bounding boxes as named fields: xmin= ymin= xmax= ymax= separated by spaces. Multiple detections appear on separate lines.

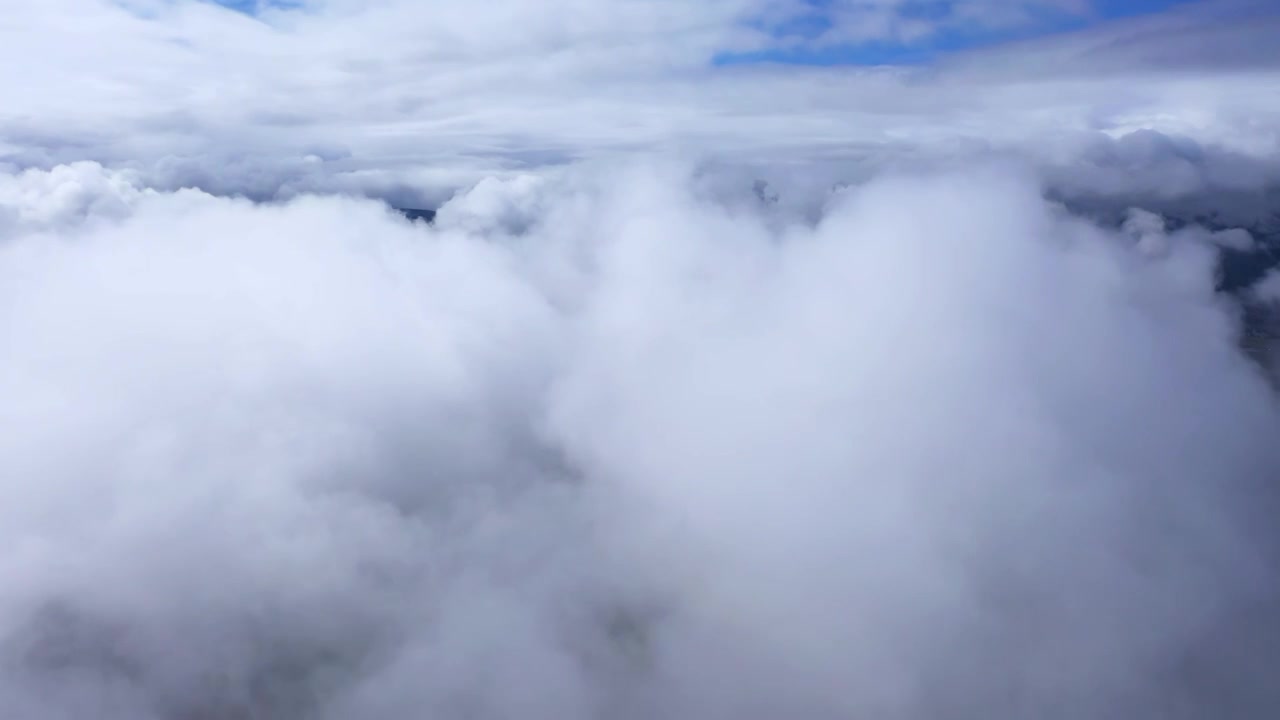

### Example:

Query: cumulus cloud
xmin=2 ymin=156 xmax=1280 ymax=719
xmin=4 ymin=1 xmax=1280 ymax=718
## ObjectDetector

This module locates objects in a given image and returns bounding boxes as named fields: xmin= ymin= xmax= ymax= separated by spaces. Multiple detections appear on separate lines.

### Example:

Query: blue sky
xmin=715 ymin=0 xmax=1202 ymax=66
xmin=212 ymin=0 xmax=303 ymax=13
xmin=209 ymin=0 xmax=1200 ymax=66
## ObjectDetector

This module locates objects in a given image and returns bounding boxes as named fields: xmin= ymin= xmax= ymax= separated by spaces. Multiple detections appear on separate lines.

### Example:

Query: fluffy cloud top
xmin=2 ymin=154 xmax=1279 ymax=720
xmin=3 ymin=2 xmax=1280 ymax=719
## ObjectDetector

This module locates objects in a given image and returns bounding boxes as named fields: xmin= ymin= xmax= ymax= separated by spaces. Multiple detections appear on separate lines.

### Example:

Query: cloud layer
xmin=4 ymin=0 xmax=1279 ymax=204
xmin=4 ymin=1 xmax=1280 ymax=718
xmin=2 ymin=157 xmax=1280 ymax=719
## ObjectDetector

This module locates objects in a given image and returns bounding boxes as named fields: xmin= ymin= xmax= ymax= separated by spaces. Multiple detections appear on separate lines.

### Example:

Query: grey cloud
xmin=945 ymin=0 xmax=1280 ymax=75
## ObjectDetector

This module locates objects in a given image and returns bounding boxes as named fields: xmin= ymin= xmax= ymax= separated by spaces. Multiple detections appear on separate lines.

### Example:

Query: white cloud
xmin=3 ymin=2 xmax=1280 ymax=717
xmin=2 ymin=157 xmax=1279 ymax=718
xmin=2 ymin=0 xmax=1278 ymax=201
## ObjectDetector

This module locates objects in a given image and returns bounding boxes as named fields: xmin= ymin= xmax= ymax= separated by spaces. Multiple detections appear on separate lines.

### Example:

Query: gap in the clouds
xmin=717 ymin=0 xmax=1200 ymax=67
xmin=210 ymin=0 xmax=257 ymax=12
xmin=208 ymin=0 xmax=301 ymax=15
xmin=396 ymin=207 xmax=437 ymax=224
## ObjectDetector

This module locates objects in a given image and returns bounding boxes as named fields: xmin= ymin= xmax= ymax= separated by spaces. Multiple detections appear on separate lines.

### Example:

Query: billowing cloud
xmin=2 ymin=155 xmax=1280 ymax=719
xmin=3 ymin=1 xmax=1280 ymax=718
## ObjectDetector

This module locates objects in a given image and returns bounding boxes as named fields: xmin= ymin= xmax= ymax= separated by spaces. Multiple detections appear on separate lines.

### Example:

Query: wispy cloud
xmin=3 ymin=0 xmax=1276 ymax=204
